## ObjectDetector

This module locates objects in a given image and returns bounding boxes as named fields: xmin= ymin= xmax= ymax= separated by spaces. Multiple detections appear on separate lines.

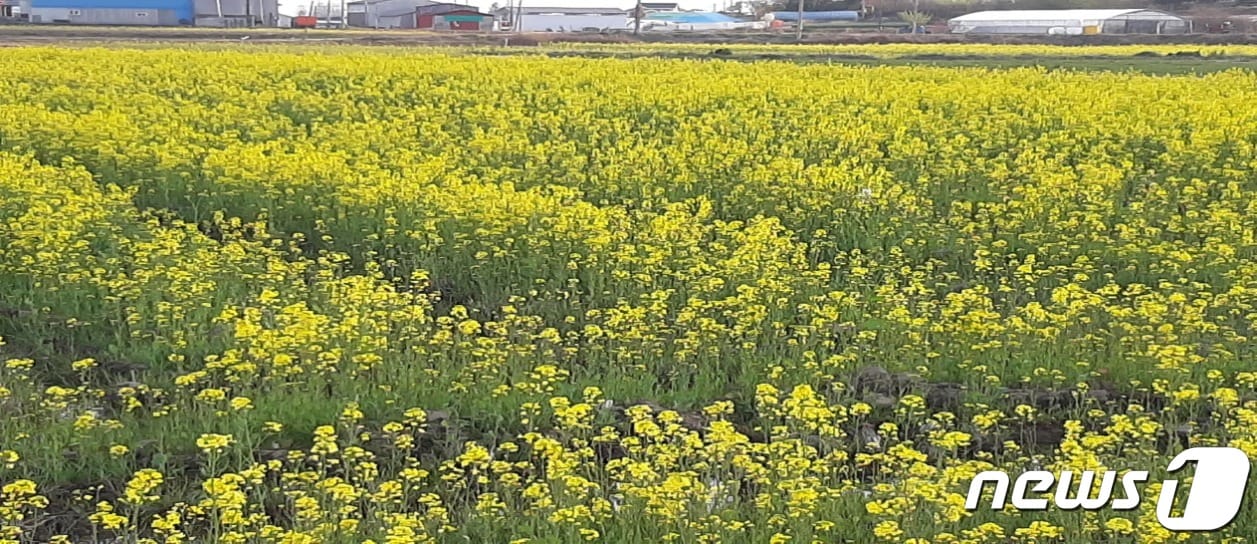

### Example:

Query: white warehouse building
xmin=948 ymin=9 xmax=1190 ymax=35
xmin=493 ymin=6 xmax=627 ymax=31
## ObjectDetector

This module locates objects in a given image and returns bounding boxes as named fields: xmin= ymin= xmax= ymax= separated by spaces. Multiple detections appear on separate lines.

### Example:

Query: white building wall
xmin=515 ymin=13 xmax=625 ymax=31
xmin=645 ymin=21 xmax=763 ymax=30
xmin=28 ymin=7 xmax=71 ymax=21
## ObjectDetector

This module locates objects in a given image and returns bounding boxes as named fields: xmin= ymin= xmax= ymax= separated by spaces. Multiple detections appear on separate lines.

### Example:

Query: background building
xmin=25 ymin=0 xmax=277 ymax=25
xmin=640 ymin=10 xmax=761 ymax=30
xmin=948 ymin=9 xmax=1189 ymax=35
xmin=494 ymin=6 xmax=626 ymax=32
xmin=26 ymin=0 xmax=192 ymax=24
xmin=415 ymin=2 xmax=489 ymax=29
xmin=350 ymin=0 xmax=487 ymax=28
xmin=374 ymin=5 xmax=414 ymax=25
xmin=347 ymin=0 xmax=424 ymax=27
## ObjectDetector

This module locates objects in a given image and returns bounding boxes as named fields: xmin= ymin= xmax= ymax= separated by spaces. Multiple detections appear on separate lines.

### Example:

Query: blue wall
xmin=33 ymin=0 xmax=194 ymax=21
xmin=644 ymin=12 xmax=740 ymax=23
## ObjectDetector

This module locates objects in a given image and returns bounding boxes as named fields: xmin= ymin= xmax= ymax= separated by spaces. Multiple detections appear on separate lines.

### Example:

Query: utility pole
xmin=634 ymin=0 xmax=641 ymax=34
xmin=795 ymin=0 xmax=803 ymax=40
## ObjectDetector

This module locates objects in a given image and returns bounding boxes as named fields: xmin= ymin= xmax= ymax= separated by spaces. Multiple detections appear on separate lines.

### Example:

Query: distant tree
xmin=725 ymin=0 xmax=775 ymax=15
xmin=1153 ymin=0 xmax=1188 ymax=10
xmin=898 ymin=9 xmax=931 ymax=28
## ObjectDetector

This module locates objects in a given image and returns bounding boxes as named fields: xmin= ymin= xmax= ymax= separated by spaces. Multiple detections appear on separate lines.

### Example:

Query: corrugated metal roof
xmin=950 ymin=9 xmax=1179 ymax=23
xmin=416 ymin=2 xmax=477 ymax=15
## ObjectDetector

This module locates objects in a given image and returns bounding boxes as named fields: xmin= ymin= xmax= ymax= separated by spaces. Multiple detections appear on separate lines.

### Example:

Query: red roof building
xmin=415 ymin=2 xmax=490 ymax=29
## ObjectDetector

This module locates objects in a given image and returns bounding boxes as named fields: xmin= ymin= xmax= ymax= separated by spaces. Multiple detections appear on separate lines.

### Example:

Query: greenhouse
xmin=641 ymin=11 xmax=764 ymax=30
xmin=948 ymin=9 xmax=1190 ymax=35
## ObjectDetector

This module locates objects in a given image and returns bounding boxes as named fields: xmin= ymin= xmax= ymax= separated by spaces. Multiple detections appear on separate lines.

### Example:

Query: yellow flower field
xmin=539 ymin=42 xmax=1257 ymax=58
xmin=0 ymin=46 xmax=1255 ymax=543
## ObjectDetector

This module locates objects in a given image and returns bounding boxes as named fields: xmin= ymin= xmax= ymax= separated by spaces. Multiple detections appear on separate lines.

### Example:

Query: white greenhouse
xmin=948 ymin=9 xmax=1190 ymax=35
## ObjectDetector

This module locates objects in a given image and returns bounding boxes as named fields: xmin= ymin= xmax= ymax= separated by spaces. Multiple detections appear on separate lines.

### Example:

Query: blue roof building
xmin=641 ymin=11 xmax=762 ymax=30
